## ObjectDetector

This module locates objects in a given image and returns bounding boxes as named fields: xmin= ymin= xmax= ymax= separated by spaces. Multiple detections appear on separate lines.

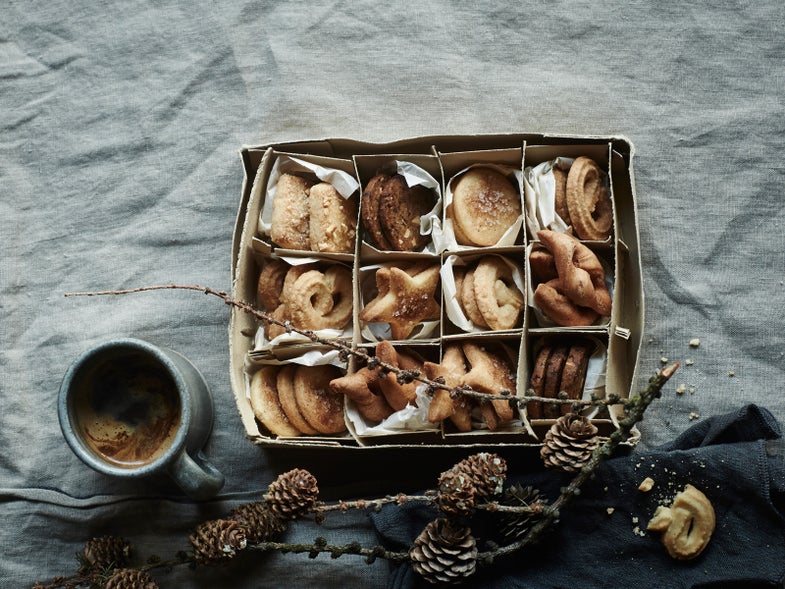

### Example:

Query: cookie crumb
xmin=689 ymin=411 xmax=700 ymax=420
xmin=689 ymin=386 xmax=696 ymax=395
xmin=660 ymin=356 xmax=669 ymax=364
xmin=685 ymin=359 xmax=694 ymax=366
xmin=639 ymin=477 xmax=655 ymax=492
xmin=689 ymin=338 xmax=700 ymax=348
xmin=676 ymin=383 xmax=687 ymax=395
xmin=607 ymin=507 xmax=615 ymax=515
xmin=728 ymin=370 xmax=735 ymax=377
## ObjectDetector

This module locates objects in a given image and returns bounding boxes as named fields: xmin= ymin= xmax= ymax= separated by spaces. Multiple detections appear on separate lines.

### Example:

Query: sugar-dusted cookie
xmin=276 ymin=365 xmax=319 ymax=435
xmin=293 ymin=365 xmax=346 ymax=435
xmin=270 ymin=173 xmax=314 ymax=250
xmin=451 ymin=167 xmax=521 ymax=247
xmin=359 ymin=262 xmax=440 ymax=340
xmin=309 ymin=182 xmax=358 ymax=254
xmin=249 ymin=366 xmax=301 ymax=437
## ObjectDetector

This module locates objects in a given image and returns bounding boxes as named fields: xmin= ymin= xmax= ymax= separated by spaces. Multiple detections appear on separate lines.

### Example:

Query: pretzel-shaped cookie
xmin=538 ymin=230 xmax=611 ymax=316
xmin=647 ymin=484 xmax=715 ymax=560
xmin=566 ymin=157 xmax=613 ymax=241
xmin=533 ymin=279 xmax=600 ymax=327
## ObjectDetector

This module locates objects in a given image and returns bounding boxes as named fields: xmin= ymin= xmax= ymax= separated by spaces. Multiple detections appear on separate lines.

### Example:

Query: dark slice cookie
xmin=559 ymin=340 xmax=593 ymax=416
xmin=360 ymin=173 xmax=394 ymax=251
xmin=542 ymin=344 xmax=569 ymax=419
xmin=378 ymin=174 xmax=435 ymax=252
xmin=527 ymin=343 xmax=552 ymax=420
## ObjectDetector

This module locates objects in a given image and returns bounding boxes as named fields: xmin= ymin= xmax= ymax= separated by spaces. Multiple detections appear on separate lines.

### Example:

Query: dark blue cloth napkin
xmin=371 ymin=405 xmax=785 ymax=589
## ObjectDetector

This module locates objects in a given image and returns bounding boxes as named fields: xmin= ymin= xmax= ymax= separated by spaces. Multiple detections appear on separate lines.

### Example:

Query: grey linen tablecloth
xmin=2 ymin=1 xmax=784 ymax=587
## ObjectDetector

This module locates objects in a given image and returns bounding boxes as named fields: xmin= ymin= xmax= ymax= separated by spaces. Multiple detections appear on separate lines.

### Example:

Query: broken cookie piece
xmin=647 ymin=484 xmax=715 ymax=560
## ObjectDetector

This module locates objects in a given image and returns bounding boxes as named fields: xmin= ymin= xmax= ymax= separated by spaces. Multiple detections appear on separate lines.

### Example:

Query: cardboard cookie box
xmin=230 ymin=134 xmax=644 ymax=448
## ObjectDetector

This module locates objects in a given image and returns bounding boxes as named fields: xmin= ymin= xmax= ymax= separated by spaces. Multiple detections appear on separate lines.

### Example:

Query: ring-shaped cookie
xmin=257 ymin=259 xmax=288 ymax=310
xmin=566 ymin=157 xmax=613 ymax=241
xmin=287 ymin=266 xmax=353 ymax=331
xmin=472 ymin=256 xmax=524 ymax=330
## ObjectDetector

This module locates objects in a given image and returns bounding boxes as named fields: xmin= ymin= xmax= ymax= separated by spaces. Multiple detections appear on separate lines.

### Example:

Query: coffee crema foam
xmin=74 ymin=353 xmax=181 ymax=469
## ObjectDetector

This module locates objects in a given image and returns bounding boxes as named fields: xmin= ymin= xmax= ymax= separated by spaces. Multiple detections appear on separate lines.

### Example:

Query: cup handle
xmin=168 ymin=450 xmax=225 ymax=500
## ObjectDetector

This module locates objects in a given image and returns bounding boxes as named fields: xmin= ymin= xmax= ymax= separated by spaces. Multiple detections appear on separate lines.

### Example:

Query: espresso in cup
xmin=60 ymin=338 xmax=225 ymax=499
xmin=72 ymin=351 xmax=181 ymax=469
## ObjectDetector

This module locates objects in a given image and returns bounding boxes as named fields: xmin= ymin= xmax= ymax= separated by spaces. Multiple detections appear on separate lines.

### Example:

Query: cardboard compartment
xmin=231 ymin=134 xmax=643 ymax=448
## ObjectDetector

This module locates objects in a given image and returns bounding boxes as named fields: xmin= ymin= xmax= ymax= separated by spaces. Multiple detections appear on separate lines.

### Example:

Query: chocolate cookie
xmin=527 ymin=343 xmax=552 ymax=419
xmin=361 ymin=173 xmax=394 ymax=251
xmin=558 ymin=340 xmax=593 ymax=415
xmin=542 ymin=344 xmax=569 ymax=418
xmin=378 ymin=174 xmax=434 ymax=251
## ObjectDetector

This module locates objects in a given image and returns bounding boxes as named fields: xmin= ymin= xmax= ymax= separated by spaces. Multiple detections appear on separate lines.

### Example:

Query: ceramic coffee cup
xmin=58 ymin=338 xmax=225 ymax=500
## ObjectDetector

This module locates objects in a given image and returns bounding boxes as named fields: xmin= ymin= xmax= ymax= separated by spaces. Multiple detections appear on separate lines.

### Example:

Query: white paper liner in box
xmin=523 ymin=157 xmax=573 ymax=237
xmin=366 ymin=160 xmax=443 ymax=255
xmin=258 ymin=155 xmax=360 ymax=236
xmin=253 ymin=256 xmax=354 ymax=351
xmin=438 ymin=164 xmax=524 ymax=252
xmin=525 ymin=243 xmax=615 ymax=328
xmin=523 ymin=157 xmax=611 ymax=239
xmin=441 ymin=254 xmax=526 ymax=333
xmin=348 ymin=383 xmax=439 ymax=436
xmin=358 ymin=262 xmax=440 ymax=342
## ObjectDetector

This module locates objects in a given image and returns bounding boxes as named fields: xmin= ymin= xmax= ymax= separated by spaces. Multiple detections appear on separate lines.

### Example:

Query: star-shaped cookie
xmin=359 ymin=262 xmax=441 ymax=340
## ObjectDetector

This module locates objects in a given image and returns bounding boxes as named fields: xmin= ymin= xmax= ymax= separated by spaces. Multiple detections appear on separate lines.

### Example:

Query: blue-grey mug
xmin=58 ymin=338 xmax=225 ymax=500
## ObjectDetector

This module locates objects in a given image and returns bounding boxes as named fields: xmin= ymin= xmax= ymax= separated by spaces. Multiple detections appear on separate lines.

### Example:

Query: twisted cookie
xmin=565 ymin=157 xmax=613 ymax=241
xmin=532 ymin=230 xmax=611 ymax=326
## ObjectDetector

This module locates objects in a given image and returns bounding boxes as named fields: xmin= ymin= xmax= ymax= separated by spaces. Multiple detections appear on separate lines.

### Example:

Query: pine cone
xmin=540 ymin=413 xmax=599 ymax=472
xmin=454 ymin=452 xmax=508 ymax=499
xmin=498 ymin=484 xmax=547 ymax=542
xmin=80 ymin=536 xmax=131 ymax=573
xmin=410 ymin=518 xmax=478 ymax=585
xmin=189 ymin=519 xmax=248 ymax=566
xmin=436 ymin=467 xmax=476 ymax=517
xmin=102 ymin=568 xmax=158 ymax=589
xmin=230 ymin=501 xmax=287 ymax=543
xmin=264 ymin=468 xmax=319 ymax=520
